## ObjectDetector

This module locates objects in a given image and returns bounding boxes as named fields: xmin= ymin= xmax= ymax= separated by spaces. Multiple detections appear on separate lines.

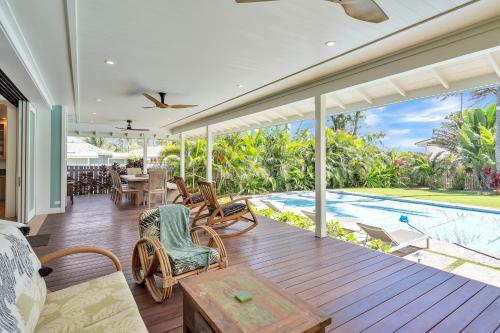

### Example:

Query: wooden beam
xmin=389 ymin=79 xmax=407 ymax=96
xmin=431 ymin=68 xmax=450 ymax=89
xmin=487 ymin=53 xmax=500 ymax=78
xmin=329 ymin=95 xmax=346 ymax=110
xmin=357 ymin=89 xmax=373 ymax=104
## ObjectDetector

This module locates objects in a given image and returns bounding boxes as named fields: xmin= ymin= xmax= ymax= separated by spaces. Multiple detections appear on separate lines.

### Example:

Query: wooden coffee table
xmin=179 ymin=266 xmax=331 ymax=333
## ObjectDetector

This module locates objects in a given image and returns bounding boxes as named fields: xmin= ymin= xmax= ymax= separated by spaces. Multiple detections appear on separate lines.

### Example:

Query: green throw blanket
xmin=159 ymin=204 xmax=211 ymax=271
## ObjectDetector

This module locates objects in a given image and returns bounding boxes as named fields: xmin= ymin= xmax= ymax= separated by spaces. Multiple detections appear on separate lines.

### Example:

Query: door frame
xmin=17 ymin=100 xmax=36 ymax=223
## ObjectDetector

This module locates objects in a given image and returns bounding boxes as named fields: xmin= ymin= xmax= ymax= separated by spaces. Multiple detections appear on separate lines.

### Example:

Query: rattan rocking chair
xmin=171 ymin=176 xmax=209 ymax=223
xmin=197 ymin=181 xmax=258 ymax=238
xmin=131 ymin=207 xmax=228 ymax=303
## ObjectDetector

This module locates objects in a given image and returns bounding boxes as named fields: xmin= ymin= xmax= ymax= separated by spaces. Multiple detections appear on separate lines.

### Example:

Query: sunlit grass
xmin=340 ymin=188 xmax=500 ymax=209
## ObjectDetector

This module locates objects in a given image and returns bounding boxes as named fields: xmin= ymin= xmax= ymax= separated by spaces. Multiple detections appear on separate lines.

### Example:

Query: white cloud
xmin=364 ymin=112 xmax=380 ymax=126
xmin=397 ymin=98 xmax=461 ymax=123
xmin=387 ymin=128 xmax=411 ymax=136
xmin=383 ymin=137 xmax=425 ymax=151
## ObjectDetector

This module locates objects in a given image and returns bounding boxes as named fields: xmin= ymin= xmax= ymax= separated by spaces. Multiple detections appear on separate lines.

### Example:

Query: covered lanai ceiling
xmin=183 ymin=46 xmax=500 ymax=138
xmin=2 ymin=0 xmax=500 ymax=138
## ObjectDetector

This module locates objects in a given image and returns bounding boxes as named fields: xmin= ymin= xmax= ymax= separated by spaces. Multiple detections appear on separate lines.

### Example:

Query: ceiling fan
xmin=235 ymin=0 xmax=389 ymax=23
xmin=115 ymin=120 xmax=149 ymax=132
xmin=142 ymin=92 xmax=197 ymax=109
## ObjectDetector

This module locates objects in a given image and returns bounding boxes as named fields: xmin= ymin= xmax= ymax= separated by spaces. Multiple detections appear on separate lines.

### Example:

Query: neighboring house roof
xmin=414 ymin=139 xmax=436 ymax=147
xmin=66 ymin=137 xmax=114 ymax=159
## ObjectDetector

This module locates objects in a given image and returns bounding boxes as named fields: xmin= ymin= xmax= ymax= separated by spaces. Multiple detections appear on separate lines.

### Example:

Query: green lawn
xmin=340 ymin=188 xmax=500 ymax=210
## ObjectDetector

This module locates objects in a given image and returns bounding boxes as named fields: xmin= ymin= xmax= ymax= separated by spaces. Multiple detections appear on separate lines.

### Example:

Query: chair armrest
xmin=190 ymin=226 xmax=228 ymax=266
xmin=216 ymin=193 xmax=235 ymax=200
xmin=40 ymin=246 xmax=122 ymax=271
xmin=219 ymin=197 xmax=251 ymax=209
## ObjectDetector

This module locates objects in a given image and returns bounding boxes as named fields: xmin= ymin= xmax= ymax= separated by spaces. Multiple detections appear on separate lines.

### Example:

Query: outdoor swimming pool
xmin=260 ymin=190 xmax=500 ymax=257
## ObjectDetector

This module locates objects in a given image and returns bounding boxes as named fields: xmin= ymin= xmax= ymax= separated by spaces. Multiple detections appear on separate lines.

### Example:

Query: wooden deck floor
xmin=35 ymin=195 xmax=500 ymax=333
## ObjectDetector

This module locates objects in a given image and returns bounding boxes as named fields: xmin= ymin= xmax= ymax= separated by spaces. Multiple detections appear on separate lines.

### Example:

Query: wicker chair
xmin=197 ymin=181 xmax=258 ymax=238
xmin=171 ymin=176 xmax=209 ymax=223
xmin=132 ymin=207 xmax=228 ymax=303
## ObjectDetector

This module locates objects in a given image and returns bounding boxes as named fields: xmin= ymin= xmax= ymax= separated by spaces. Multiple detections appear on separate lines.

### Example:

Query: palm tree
xmin=468 ymin=87 xmax=499 ymax=171
xmin=84 ymin=136 xmax=105 ymax=147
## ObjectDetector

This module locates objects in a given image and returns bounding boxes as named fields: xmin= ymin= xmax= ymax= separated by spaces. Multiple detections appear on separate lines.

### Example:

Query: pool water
xmin=260 ymin=190 xmax=500 ymax=256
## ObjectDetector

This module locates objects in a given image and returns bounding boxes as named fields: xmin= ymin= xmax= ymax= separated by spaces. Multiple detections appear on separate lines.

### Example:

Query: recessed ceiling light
xmin=104 ymin=60 xmax=115 ymax=65
xmin=96 ymin=98 xmax=102 ymax=102
xmin=325 ymin=41 xmax=336 ymax=47
xmin=236 ymin=84 xmax=244 ymax=88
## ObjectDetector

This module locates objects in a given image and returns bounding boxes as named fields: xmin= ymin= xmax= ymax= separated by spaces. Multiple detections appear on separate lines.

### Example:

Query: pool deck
xmin=35 ymin=195 xmax=500 ymax=332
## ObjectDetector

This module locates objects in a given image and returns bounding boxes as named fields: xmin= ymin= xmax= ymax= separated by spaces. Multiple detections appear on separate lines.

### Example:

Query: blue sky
xmin=291 ymin=90 xmax=496 ymax=152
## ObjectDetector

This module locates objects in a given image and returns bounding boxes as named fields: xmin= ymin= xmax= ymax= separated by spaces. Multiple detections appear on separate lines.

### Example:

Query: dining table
xmin=120 ymin=174 xmax=178 ymax=206
xmin=120 ymin=174 xmax=149 ymax=205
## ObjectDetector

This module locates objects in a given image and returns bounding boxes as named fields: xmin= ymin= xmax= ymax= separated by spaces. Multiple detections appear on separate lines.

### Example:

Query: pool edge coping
xmin=331 ymin=190 xmax=500 ymax=215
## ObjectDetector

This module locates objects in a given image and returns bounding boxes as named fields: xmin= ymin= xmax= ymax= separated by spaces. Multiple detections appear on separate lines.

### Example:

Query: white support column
xmin=315 ymin=95 xmax=327 ymax=238
xmin=496 ymin=89 xmax=500 ymax=172
xmin=206 ymin=125 xmax=213 ymax=182
xmin=142 ymin=137 xmax=148 ymax=173
xmin=180 ymin=132 xmax=185 ymax=178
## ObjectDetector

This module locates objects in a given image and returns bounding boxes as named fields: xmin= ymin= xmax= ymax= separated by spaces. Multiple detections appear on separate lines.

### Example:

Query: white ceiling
xmin=5 ymin=0 xmax=487 ymax=134
xmin=182 ymin=47 xmax=500 ymax=138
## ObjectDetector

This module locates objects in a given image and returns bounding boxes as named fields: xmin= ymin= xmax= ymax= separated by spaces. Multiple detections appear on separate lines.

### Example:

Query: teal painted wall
xmin=50 ymin=105 xmax=62 ymax=208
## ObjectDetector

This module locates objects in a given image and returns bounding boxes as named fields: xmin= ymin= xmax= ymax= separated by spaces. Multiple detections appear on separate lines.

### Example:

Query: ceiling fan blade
xmin=142 ymin=93 xmax=163 ymax=107
xmin=329 ymin=0 xmax=388 ymax=23
xmin=142 ymin=106 xmax=155 ymax=109
xmin=168 ymin=104 xmax=198 ymax=109
xmin=129 ymin=128 xmax=150 ymax=131
xmin=235 ymin=0 xmax=276 ymax=3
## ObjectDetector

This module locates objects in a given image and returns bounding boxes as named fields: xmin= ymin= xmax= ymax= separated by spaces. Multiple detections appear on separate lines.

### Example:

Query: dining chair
xmin=112 ymin=170 xmax=139 ymax=205
xmin=143 ymin=169 xmax=167 ymax=208
xmin=127 ymin=167 xmax=142 ymax=175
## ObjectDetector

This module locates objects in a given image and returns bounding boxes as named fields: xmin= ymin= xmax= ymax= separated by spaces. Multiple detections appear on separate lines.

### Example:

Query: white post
xmin=315 ymin=95 xmax=327 ymax=238
xmin=206 ymin=126 xmax=213 ymax=182
xmin=496 ymin=88 xmax=500 ymax=171
xmin=142 ymin=137 xmax=148 ymax=173
xmin=180 ymin=132 xmax=185 ymax=178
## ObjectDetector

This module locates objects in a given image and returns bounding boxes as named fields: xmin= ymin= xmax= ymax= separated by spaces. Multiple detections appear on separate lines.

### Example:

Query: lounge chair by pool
xmin=357 ymin=223 xmax=429 ymax=253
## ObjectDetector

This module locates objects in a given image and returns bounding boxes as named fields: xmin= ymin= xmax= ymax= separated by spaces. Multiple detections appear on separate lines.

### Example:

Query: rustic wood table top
xmin=179 ymin=266 xmax=331 ymax=333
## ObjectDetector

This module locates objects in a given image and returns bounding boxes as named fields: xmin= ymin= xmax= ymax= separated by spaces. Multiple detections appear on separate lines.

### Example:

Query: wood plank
xmin=361 ymin=275 xmax=469 ymax=333
xmin=461 ymin=296 xmax=500 ymax=333
xmin=429 ymin=285 xmax=500 ymax=332
xmin=34 ymin=195 xmax=499 ymax=333
xmin=395 ymin=280 xmax=485 ymax=332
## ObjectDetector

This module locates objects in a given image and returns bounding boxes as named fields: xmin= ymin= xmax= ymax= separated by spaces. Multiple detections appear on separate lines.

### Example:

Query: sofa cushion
xmin=190 ymin=194 xmax=204 ymax=204
xmin=209 ymin=203 xmax=247 ymax=216
xmin=0 ymin=224 xmax=46 ymax=333
xmin=35 ymin=271 xmax=147 ymax=333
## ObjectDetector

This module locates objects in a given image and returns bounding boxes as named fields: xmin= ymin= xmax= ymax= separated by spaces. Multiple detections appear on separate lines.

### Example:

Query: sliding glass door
xmin=17 ymin=101 xmax=36 ymax=223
